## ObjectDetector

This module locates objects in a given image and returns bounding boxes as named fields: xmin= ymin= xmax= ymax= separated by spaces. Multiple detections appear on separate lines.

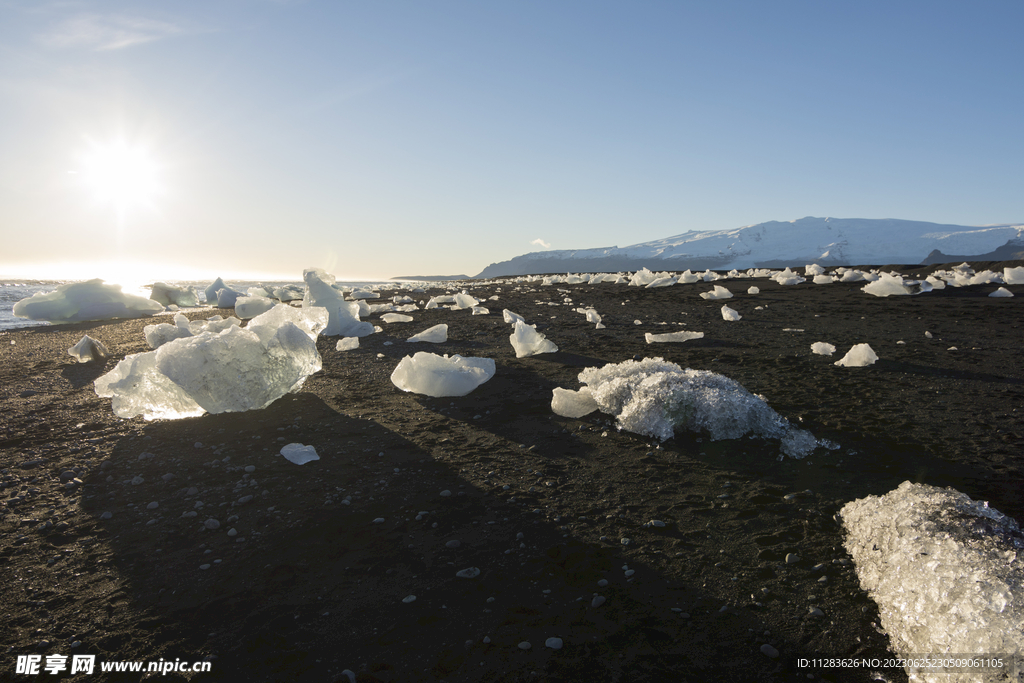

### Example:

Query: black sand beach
xmin=1 ymin=263 xmax=1022 ymax=682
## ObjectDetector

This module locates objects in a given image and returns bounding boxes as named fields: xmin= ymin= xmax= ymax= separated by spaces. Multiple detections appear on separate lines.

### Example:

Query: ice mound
xmin=281 ymin=443 xmax=319 ymax=465
xmin=1004 ymin=266 xmax=1024 ymax=285
xmin=204 ymin=277 xmax=239 ymax=305
xmin=381 ymin=313 xmax=414 ymax=323
xmin=805 ymin=264 xmax=825 ymax=276
xmin=811 ymin=342 xmax=836 ymax=356
xmin=390 ymin=352 xmax=496 ymax=397
xmin=408 ymin=324 xmax=448 ymax=343
xmin=551 ymin=387 xmax=599 ymax=418
xmin=645 ymin=276 xmax=677 ymax=288
xmin=699 ymin=285 xmax=733 ymax=300
xmin=812 ymin=274 xmax=834 ymax=284
xmin=336 ymin=337 xmax=359 ymax=351
xmin=302 ymin=268 xmax=374 ymax=337
xmin=721 ymin=305 xmax=741 ymax=321
xmin=678 ymin=270 xmax=701 ymax=284
xmin=235 ymin=296 xmax=276 ymax=320
xmin=841 ymin=481 xmax=1024 ymax=681
xmin=13 ymin=279 xmax=163 ymax=323
xmin=772 ymin=268 xmax=805 ymax=285
xmin=144 ymin=313 xmax=194 ymax=349
xmin=835 ymin=343 xmax=878 ymax=367
xmin=95 ymin=305 xmax=326 ymax=420
xmin=150 ymin=282 xmax=198 ymax=307
xmin=453 ymin=293 xmax=479 ymax=309
xmin=510 ymin=320 xmax=558 ymax=357
xmin=68 ymin=335 xmax=109 ymax=363
xmin=559 ymin=358 xmax=818 ymax=457
xmin=747 ymin=286 xmax=760 ymax=295
xmin=990 ymin=287 xmax=1014 ymax=298
xmin=645 ymin=331 xmax=704 ymax=344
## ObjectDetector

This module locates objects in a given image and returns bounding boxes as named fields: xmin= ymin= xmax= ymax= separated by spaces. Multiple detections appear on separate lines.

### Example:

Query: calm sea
xmin=0 ymin=279 xmax=406 ymax=332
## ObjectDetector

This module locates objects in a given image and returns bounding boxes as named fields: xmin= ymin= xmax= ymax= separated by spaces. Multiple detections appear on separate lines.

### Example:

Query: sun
xmin=78 ymin=140 xmax=162 ymax=213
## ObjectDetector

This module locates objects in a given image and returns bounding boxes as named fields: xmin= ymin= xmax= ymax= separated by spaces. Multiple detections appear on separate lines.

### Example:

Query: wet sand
xmin=1 ymin=262 xmax=1022 ymax=682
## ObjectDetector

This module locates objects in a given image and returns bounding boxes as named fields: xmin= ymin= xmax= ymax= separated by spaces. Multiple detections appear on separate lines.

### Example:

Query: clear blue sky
xmin=1 ymin=0 xmax=1021 ymax=282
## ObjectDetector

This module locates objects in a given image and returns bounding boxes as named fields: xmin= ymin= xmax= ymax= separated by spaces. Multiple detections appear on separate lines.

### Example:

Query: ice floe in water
xmin=510 ymin=320 xmax=558 ymax=357
xmin=810 ymin=342 xmax=836 ymax=356
xmin=553 ymin=357 xmax=818 ymax=458
xmin=834 ymin=343 xmax=878 ymax=367
xmin=391 ymin=352 xmax=495 ymax=397
xmin=645 ymin=331 xmax=704 ymax=344
xmin=13 ymin=279 xmax=164 ymax=323
xmin=68 ymin=335 xmax=109 ymax=363
xmin=841 ymin=481 xmax=1024 ymax=681
xmin=95 ymin=305 xmax=328 ymax=420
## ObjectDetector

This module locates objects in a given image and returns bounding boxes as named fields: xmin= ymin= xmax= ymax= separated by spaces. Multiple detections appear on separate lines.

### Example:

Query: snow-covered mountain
xmin=474 ymin=217 xmax=1024 ymax=278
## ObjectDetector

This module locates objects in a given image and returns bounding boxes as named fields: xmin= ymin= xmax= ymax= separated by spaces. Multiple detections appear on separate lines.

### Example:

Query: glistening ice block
xmin=841 ymin=481 xmax=1024 ymax=683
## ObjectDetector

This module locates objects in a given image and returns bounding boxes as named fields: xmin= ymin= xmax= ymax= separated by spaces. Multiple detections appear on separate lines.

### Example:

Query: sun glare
xmin=79 ymin=140 xmax=162 ymax=213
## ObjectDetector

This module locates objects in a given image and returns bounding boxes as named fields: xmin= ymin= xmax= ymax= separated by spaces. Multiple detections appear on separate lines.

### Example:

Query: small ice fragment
xmin=68 ymin=335 xmax=109 ymax=363
xmin=281 ymin=443 xmax=319 ymax=465
xmin=510 ymin=320 xmax=558 ymax=357
xmin=336 ymin=337 xmax=359 ymax=351
xmin=645 ymin=331 xmax=704 ymax=344
xmin=381 ymin=313 xmax=414 ymax=323
xmin=407 ymin=324 xmax=448 ymax=343
xmin=391 ymin=352 xmax=495 ymax=397
xmin=834 ymin=344 xmax=878 ymax=367
xmin=747 ymin=286 xmax=759 ymax=294
xmin=700 ymin=285 xmax=733 ymax=300
xmin=810 ymin=342 xmax=836 ymax=356
xmin=989 ymin=287 xmax=1014 ymax=298
xmin=720 ymin=305 xmax=741 ymax=321
xmin=551 ymin=387 xmax=599 ymax=418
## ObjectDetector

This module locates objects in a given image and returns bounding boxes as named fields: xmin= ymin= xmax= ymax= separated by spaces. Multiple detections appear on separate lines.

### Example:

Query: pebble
xmin=100 ymin=512 xmax=112 ymax=520
xmin=760 ymin=644 xmax=779 ymax=658
xmin=147 ymin=502 xmax=159 ymax=510
xmin=131 ymin=476 xmax=144 ymax=485
xmin=244 ymin=466 xmax=256 ymax=473
xmin=518 ymin=641 xmax=531 ymax=650
xmin=372 ymin=518 xmax=385 ymax=524
xmin=591 ymin=596 xmax=606 ymax=608
xmin=204 ymin=519 xmax=221 ymax=530
xmin=237 ymin=495 xmax=253 ymax=505
xmin=402 ymin=595 xmax=417 ymax=603
xmin=162 ymin=473 xmax=176 ymax=482
xmin=445 ymin=540 xmax=461 ymax=548
xmin=440 ymin=490 xmax=452 ymax=497
xmin=647 ymin=519 xmax=666 ymax=527
xmin=199 ymin=564 xmax=211 ymax=570
xmin=456 ymin=567 xmax=481 ymax=579
xmin=59 ymin=471 xmax=76 ymax=482
xmin=785 ymin=553 xmax=801 ymax=564
xmin=597 ymin=579 xmax=608 ymax=587
xmin=186 ymin=487 xmax=199 ymax=496
xmin=808 ymin=607 xmax=825 ymax=617
xmin=227 ymin=528 xmax=237 ymax=537
xmin=545 ymin=637 xmax=563 ymax=650
xmin=624 ymin=569 xmax=635 ymax=578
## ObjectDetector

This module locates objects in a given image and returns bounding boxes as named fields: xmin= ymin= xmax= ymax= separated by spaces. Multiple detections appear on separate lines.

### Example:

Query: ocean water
xmin=0 ymin=279 xmax=405 ymax=332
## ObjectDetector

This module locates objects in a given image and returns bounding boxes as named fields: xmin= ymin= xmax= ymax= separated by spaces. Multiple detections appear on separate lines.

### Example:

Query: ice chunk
xmin=407 ymin=324 xmax=448 ymax=343
xmin=144 ymin=313 xmax=194 ymax=349
xmin=349 ymin=289 xmax=380 ymax=300
xmin=95 ymin=309 xmax=324 ymax=419
xmin=804 ymin=264 xmax=825 ymax=276
xmin=215 ymin=287 xmax=244 ymax=308
xmin=68 ymin=335 xmax=109 ymax=363
xmin=834 ymin=343 xmax=878 ymax=367
xmin=188 ymin=316 xmax=241 ymax=335
xmin=281 ymin=443 xmax=319 ymax=465
xmin=747 ymin=286 xmax=759 ymax=295
xmin=645 ymin=276 xmax=677 ymax=288
xmin=272 ymin=284 xmax=304 ymax=302
xmin=645 ymin=331 xmax=703 ymax=344
xmin=471 ymin=306 xmax=489 ymax=315
xmin=839 ymin=269 xmax=865 ymax=283
xmin=840 ymin=481 xmax=1024 ymax=680
xmin=989 ymin=287 xmax=1014 ymax=298
xmin=302 ymin=268 xmax=374 ymax=337
xmin=720 ymin=305 xmax=741 ymax=321
xmin=811 ymin=342 xmax=836 ymax=356
xmin=510 ymin=320 xmax=558 ymax=357
xmin=13 ymin=279 xmax=163 ymax=323
xmin=678 ymin=270 xmax=701 ymax=284
xmin=150 ymin=282 xmax=198 ymax=307
xmin=381 ymin=313 xmax=414 ymax=323
xmin=863 ymin=273 xmax=932 ymax=297
xmin=336 ymin=337 xmax=359 ymax=351
xmin=390 ymin=352 xmax=495 ymax=397
xmin=453 ymin=293 xmax=479 ymax=309
xmin=503 ymin=309 xmax=526 ymax=325
xmin=247 ymin=304 xmax=328 ymax=341
xmin=234 ymin=296 xmax=276 ymax=320
xmin=563 ymin=358 xmax=817 ymax=457
xmin=95 ymin=351 xmax=205 ymax=420
xmin=551 ymin=387 xmax=599 ymax=418
xmin=812 ymin=274 xmax=833 ymax=284
xmin=772 ymin=268 xmax=805 ymax=286
xmin=628 ymin=268 xmax=659 ymax=287
xmin=700 ymin=285 xmax=733 ymax=300
xmin=1003 ymin=266 xmax=1024 ymax=285
xmin=204 ymin=278 xmax=235 ymax=304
